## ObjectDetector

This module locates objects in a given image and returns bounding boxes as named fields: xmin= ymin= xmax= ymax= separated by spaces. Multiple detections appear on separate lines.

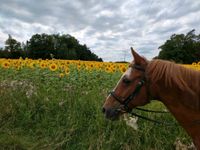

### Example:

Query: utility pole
xmin=123 ymin=49 xmax=126 ymax=62
xmin=122 ymin=49 xmax=129 ymax=62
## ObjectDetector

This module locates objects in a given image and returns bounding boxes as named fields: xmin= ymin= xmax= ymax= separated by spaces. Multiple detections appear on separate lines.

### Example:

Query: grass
xmin=0 ymin=67 xmax=191 ymax=150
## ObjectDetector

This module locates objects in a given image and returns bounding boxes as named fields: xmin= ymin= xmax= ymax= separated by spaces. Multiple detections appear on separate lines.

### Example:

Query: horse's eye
xmin=122 ymin=78 xmax=131 ymax=84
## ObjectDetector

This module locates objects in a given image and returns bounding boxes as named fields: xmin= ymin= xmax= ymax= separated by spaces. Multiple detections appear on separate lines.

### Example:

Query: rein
xmin=129 ymin=111 xmax=174 ymax=126
xmin=135 ymin=107 xmax=169 ymax=113
xmin=129 ymin=107 xmax=178 ymax=126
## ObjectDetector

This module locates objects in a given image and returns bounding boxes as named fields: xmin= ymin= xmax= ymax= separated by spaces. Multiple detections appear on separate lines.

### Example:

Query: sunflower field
xmin=0 ymin=58 xmax=198 ymax=149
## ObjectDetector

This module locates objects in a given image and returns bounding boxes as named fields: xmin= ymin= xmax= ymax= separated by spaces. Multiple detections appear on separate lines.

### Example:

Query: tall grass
xmin=0 ymin=67 xmax=191 ymax=149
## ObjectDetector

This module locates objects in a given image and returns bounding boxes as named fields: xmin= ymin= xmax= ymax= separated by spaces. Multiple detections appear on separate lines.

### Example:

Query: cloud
xmin=0 ymin=0 xmax=199 ymax=62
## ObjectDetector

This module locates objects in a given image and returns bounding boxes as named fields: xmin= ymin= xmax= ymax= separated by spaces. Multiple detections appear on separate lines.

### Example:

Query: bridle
xmin=108 ymin=64 xmax=174 ymax=126
xmin=109 ymin=64 xmax=146 ymax=112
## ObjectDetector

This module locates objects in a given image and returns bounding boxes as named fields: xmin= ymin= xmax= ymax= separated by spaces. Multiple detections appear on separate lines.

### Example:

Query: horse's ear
xmin=131 ymin=47 xmax=144 ymax=64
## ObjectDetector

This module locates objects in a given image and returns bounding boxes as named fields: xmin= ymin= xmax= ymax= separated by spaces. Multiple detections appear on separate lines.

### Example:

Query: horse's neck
xmin=150 ymin=80 xmax=199 ymax=120
xmin=150 ymin=81 xmax=200 ymax=148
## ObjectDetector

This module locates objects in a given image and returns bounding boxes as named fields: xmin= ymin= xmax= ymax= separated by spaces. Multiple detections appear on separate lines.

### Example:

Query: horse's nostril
xmin=102 ymin=107 xmax=106 ymax=113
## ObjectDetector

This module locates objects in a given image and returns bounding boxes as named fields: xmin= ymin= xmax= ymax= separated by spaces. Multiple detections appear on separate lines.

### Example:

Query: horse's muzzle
xmin=102 ymin=107 xmax=121 ymax=120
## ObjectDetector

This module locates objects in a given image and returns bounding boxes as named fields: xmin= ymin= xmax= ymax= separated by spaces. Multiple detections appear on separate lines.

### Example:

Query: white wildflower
xmin=123 ymin=114 xmax=138 ymax=130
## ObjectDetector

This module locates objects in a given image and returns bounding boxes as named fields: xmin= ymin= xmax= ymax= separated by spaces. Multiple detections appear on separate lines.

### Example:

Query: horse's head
xmin=102 ymin=48 xmax=150 ymax=120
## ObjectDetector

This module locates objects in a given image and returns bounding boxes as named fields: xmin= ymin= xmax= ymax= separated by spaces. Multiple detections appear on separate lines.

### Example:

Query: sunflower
xmin=59 ymin=73 xmax=65 ymax=78
xmin=65 ymin=67 xmax=70 ymax=75
xmin=13 ymin=63 xmax=21 ymax=70
xmin=89 ymin=63 xmax=94 ymax=68
xmin=95 ymin=63 xmax=102 ymax=70
xmin=119 ymin=66 xmax=127 ymax=73
xmin=105 ymin=67 xmax=114 ymax=73
xmin=2 ymin=61 xmax=10 ymax=69
xmin=76 ymin=63 xmax=82 ymax=70
xmin=40 ymin=62 xmax=47 ymax=69
xmin=66 ymin=61 xmax=70 ymax=65
xmin=59 ymin=62 xmax=65 ymax=70
xmin=192 ymin=62 xmax=197 ymax=66
xmin=49 ymin=63 xmax=58 ymax=71
xmin=29 ymin=62 xmax=35 ymax=69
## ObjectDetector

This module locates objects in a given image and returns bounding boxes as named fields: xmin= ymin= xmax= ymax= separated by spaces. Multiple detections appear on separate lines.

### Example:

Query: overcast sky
xmin=0 ymin=0 xmax=200 ymax=62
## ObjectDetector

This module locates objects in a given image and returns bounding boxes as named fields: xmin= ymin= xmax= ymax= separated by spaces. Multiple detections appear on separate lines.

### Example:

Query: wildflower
xmin=123 ymin=114 xmax=138 ymax=130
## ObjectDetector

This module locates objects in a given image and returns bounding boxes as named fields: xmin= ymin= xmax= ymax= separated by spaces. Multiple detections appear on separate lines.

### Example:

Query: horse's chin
xmin=105 ymin=114 xmax=120 ymax=121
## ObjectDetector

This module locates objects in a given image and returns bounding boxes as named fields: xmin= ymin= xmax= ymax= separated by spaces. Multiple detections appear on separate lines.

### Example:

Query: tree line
xmin=0 ymin=33 xmax=103 ymax=61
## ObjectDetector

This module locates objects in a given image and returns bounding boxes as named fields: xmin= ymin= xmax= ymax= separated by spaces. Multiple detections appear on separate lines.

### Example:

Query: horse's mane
xmin=147 ymin=59 xmax=200 ymax=90
xmin=147 ymin=59 xmax=200 ymax=110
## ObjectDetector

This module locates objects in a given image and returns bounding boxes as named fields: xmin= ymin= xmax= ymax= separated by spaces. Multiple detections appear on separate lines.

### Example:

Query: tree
xmin=157 ymin=29 xmax=200 ymax=64
xmin=27 ymin=33 xmax=102 ymax=61
xmin=4 ymin=34 xmax=22 ymax=58
xmin=27 ymin=33 xmax=54 ymax=59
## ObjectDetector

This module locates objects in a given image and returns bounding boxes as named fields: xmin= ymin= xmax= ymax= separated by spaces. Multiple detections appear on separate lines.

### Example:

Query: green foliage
xmin=157 ymin=29 xmax=200 ymax=64
xmin=0 ymin=68 xmax=191 ymax=149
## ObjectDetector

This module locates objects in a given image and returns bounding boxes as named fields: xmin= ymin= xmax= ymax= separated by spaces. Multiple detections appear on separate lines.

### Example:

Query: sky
xmin=0 ymin=0 xmax=200 ymax=62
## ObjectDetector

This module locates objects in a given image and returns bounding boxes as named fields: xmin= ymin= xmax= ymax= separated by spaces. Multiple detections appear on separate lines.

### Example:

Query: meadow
xmin=0 ymin=58 xmax=199 ymax=150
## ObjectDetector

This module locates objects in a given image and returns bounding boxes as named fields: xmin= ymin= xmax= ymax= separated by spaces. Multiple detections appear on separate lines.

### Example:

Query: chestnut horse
xmin=102 ymin=48 xmax=200 ymax=149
